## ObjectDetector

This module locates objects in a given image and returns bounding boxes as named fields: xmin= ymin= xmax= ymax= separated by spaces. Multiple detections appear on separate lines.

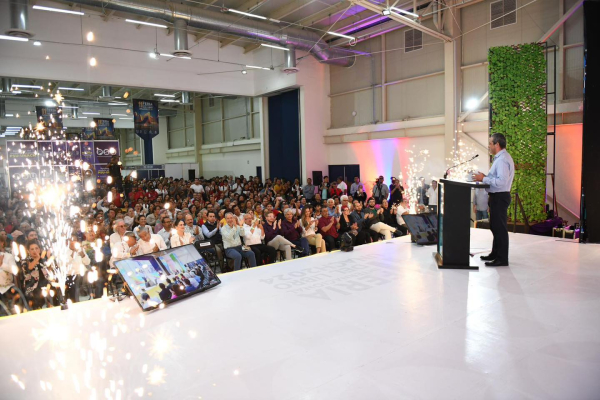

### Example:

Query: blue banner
xmin=133 ymin=99 xmax=159 ymax=139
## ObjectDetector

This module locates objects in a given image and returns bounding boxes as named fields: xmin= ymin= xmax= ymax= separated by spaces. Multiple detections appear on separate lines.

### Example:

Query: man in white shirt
xmin=110 ymin=232 xmax=137 ymax=269
xmin=157 ymin=216 xmax=174 ymax=248
xmin=65 ymin=237 xmax=92 ymax=303
xmin=109 ymin=219 xmax=127 ymax=247
xmin=137 ymin=227 xmax=167 ymax=255
xmin=336 ymin=176 xmax=348 ymax=195
xmin=0 ymin=251 xmax=19 ymax=307
xmin=395 ymin=198 xmax=410 ymax=235
xmin=426 ymin=180 xmax=438 ymax=214
xmin=242 ymin=213 xmax=277 ymax=265
xmin=190 ymin=179 xmax=204 ymax=194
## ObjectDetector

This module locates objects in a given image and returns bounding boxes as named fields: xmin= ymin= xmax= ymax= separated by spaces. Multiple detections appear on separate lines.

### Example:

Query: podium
xmin=434 ymin=179 xmax=490 ymax=270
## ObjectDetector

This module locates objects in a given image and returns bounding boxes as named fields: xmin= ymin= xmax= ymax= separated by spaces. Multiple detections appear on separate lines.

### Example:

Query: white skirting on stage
xmin=1 ymin=229 xmax=599 ymax=400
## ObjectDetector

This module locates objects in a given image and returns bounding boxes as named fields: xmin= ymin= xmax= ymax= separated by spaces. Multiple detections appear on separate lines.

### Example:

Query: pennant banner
xmin=133 ymin=99 xmax=159 ymax=140
xmin=94 ymin=118 xmax=116 ymax=140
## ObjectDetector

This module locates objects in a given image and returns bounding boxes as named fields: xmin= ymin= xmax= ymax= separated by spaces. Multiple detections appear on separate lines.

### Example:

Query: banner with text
xmin=94 ymin=118 xmax=116 ymax=140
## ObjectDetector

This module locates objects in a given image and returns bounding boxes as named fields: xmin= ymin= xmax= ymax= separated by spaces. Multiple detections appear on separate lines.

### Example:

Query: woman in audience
xmin=338 ymin=206 xmax=369 ymax=245
xmin=19 ymin=240 xmax=51 ymax=310
xmin=133 ymin=215 xmax=149 ymax=239
xmin=300 ymin=207 xmax=326 ymax=254
xmin=381 ymin=199 xmax=401 ymax=230
xmin=171 ymin=220 xmax=195 ymax=248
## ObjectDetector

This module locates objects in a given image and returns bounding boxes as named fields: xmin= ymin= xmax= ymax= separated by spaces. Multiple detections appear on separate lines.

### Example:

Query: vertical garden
xmin=488 ymin=43 xmax=547 ymax=223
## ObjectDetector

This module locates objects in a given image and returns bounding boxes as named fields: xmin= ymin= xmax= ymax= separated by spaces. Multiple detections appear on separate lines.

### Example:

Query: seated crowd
xmin=0 ymin=173 xmax=413 ymax=313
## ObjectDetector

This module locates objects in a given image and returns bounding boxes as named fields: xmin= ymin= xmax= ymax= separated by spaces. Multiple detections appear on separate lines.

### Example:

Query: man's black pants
xmin=249 ymin=243 xmax=277 ymax=265
xmin=489 ymin=192 xmax=511 ymax=263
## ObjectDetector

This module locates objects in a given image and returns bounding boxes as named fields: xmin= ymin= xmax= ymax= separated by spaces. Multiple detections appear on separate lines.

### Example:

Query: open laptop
xmin=402 ymin=213 xmax=438 ymax=245
xmin=114 ymin=244 xmax=221 ymax=311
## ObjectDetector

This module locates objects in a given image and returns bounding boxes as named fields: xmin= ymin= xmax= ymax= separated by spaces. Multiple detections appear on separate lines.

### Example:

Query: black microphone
xmin=444 ymin=154 xmax=479 ymax=179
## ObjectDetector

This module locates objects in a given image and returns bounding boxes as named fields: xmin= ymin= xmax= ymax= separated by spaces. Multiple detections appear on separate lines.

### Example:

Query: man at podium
xmin=473 ymin=133 xmax=515 ymax=267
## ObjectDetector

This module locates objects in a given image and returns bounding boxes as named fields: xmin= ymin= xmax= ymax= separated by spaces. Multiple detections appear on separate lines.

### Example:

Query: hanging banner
xmin=81 ymin=142 xmax=95 ymax=164
xmin=36 ymin=106 xmax=63 ymax=130
xmin=6 ymin=140 xmax=38 ymax=167
xmin=93 ymin=140 xmax=120 ymax=164
xmin=81 ymin=126 xmax=95 ymax=140
xmin=94 ymin=118 xmax=116 ymax=140
xmin=95 ymin=165 xmax=110 ymax=183
xmin=133 ymin=99 xmax=159 ymax=139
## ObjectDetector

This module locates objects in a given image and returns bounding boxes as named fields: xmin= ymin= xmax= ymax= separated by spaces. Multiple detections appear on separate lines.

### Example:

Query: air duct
xmin=181 ymin=91 xmax=191 ymax=104
xmin=2 ymin=79 xmax=12 ymax=93
xmin=0 ymin=100 xmax=6 ymax=118
xmin=6 ymin=0 xmax=33 ymax=38
xmin=61 ymin=0 xmax=355 ymax=67
xmin=282 ymin=47 xmax=299 ymax=74
xmin=101 ymin=86 xmax=112 ymax=98
xmin=71 ymin=105 xmax=79 ymax=119
xmin=173 ymin=19 xmax=192 ymax=58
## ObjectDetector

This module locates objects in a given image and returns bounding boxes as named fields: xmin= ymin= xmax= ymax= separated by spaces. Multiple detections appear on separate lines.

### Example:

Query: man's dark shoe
xmin=480 ymin=254 xmax=496 ymax=261
xmin=485 ymin=260 xmax=509 ymax=267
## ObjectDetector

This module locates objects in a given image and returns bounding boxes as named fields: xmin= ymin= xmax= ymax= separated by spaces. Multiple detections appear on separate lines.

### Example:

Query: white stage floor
xmin=1 ymin=229 xmax=600 ymax=400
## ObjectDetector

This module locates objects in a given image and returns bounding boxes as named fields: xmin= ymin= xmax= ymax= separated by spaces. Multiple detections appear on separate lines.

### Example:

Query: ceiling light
xmin=260 ymin=44 xmax=289 ymax=51
xmin=245 ymin=65 xmax=271 ymax=71
xmin=123 ymin=91 xmax=130 ymax=99
xmin=125 ymin=19 xmax=167 ymax=28
xmin=159 ymin=53 xmax=191 ymax=60
xmin=328 ymin=31 xmax=355 ymax=41
xmin=82 ymin=112 xmax=100 ymax=115
xmin=89 ymin=57 xmax=97 ymax=67
xmin=11 ymin=91 xmax=22 ymax=94
xmin=382 ymin=9 xmax=391 ymax=16
xmin=58 ymin=87 xmax=85 ymax=91
xmin=45 ymin=100 xmax=56 ymax=106
xmin=108 ymin=102 xmax=128 ymax=106
xmin=160 ymin=99 xmax=180 ymax=103
xmin=32 ymin=5 xmax=84 ymax=15
xmin=12 ymin=84 xmax=42 ymax=89
xmin=241 ymin=70 xmax=247 ymax=75
xmin=78 ymin=117 xmax=88 ymax=119
xmin=45 ymin=55 xmax=50 ymax=60
xmin=390 ymin=7 xmax=419 ymax=18
xmin=149 ymin=52 xmax=157 ymax=59
xmin=87 ymin=31 xmax=94 ymax=41
xmin=119 ymin=118 xmax=133 ymax=120
xmin=227 ymin=9 xmax=267 ymax=20
xmin=4 ymin=114 xmax=14 ymax=117
xmin=33 ymin=41 xmax=42 ymax=46
xmin=154 ymin=94 xmax=175 ymax=97
xmin=111 ymin=114 xmax=127 ymax=116
xmin=0 ymin=35 xmax=29 ymax=42
xmin=59 ymin=106 xmax=79 ymax=109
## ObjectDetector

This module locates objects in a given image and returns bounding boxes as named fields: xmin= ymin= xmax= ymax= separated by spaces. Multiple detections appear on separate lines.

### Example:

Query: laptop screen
xmin=114 ymin=244 xmax=220 ymax=311
xmin=402 ymin=213 xmax=439 ymax=245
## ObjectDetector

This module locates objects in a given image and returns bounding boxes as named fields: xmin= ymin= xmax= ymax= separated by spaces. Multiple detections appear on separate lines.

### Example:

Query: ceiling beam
xmin=244 ymin=43 xmax=261 ymax=53
xmin=294 ymin=1 xmax=351 ymax=27
xmin=351 ymin=0 xmax=452 ymax=42
xmin=269 ymin=0 xmax=320 ymax=21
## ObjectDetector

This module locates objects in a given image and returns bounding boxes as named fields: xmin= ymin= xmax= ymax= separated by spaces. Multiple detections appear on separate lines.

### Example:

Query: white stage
xmin=1 ymin=229 xmax=600 ymax=400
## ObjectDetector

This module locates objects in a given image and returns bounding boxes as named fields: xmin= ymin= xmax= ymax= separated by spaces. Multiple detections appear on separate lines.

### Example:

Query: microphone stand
xmin=444 ymin=155 xmax=479 ymax=179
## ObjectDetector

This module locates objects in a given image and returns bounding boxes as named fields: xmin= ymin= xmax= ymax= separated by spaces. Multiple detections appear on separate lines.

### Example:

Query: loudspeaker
xmin=312 ymin=171 xmax=323 ymax=186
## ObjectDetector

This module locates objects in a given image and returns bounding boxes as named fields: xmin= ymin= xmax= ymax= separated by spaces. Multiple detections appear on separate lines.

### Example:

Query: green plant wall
xmin=488 ymin=43 xmax=547 ymax=223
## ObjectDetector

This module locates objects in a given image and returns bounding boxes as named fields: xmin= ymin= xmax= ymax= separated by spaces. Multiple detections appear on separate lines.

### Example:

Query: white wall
xmin=325 ymin=133 xmax=488 ymax=196
xmin=201 ymin=150 xmax=261 ymax=178
xmin=164 ymin=163 xmax=199 ymax=180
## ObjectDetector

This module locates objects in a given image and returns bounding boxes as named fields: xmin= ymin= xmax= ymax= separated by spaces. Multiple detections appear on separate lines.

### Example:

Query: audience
xmin=0 ymin=172 xmax=418 ymax=312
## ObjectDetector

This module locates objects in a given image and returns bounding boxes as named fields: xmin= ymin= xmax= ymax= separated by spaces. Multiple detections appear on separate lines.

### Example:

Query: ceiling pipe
xmin=101 ymin=86 xmax=112 ymax=98
xmin=173 ymin=18 xmax=192 ymax=57
xmin=282 ymin=47 xmax=299 ymax=74
xmin=6 ymin=0 xmax=33 ymax=38
xmin=59 ymin=0 xmax=355 ymax=67
xmin=2 ymin=79 xmax=12 ymax=93
xmin=181 ymin=91 xmax=191 ymax=104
